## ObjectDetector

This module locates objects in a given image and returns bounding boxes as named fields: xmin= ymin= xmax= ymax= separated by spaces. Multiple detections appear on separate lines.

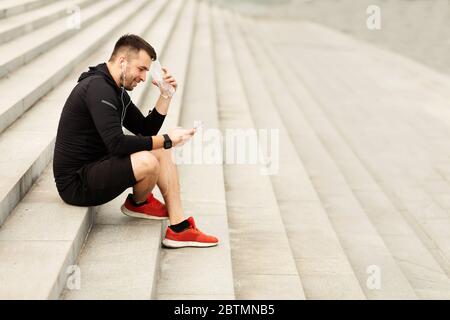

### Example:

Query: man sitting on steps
xmin=53 ymin=34 xmax=218 ymax=248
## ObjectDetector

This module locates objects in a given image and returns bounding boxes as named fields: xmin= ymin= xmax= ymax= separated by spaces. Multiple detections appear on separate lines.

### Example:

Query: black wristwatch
xmin=163 ymin=134 xmax=172 ymax=149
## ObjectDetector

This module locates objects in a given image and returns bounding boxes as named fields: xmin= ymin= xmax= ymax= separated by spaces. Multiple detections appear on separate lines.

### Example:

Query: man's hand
xmin=153 ymin=66 xmax=177 ymax=115
xmin=168 ymin=127 xmax=196 ymax=147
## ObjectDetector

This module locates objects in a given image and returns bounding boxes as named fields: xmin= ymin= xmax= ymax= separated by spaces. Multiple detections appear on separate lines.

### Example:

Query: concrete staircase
xmin=1 ymin=0 xmax=450 ymax=300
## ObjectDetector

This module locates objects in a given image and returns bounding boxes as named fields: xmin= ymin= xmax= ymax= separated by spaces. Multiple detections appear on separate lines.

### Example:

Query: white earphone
xmin=119 ymin=59 xmax=130 ymax=127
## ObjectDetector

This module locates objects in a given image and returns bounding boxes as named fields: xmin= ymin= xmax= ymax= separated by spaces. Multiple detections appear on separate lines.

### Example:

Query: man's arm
xmin=122 ymin=96 xmax=171 ymax=150
xmin=124 ymin=67 xmax=177 ymax=146
xmin=86 ymin=78 xmax=155 ymax=154
xmin=154 ymin=94 xmax=171 ymax=115
xmin=123 ymin=93 xmax=170 ymax=137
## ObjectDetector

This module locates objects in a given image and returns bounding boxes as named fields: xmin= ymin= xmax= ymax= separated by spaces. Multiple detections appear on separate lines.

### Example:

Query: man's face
xmin=122 ymin=50 xmax=151 ymax=91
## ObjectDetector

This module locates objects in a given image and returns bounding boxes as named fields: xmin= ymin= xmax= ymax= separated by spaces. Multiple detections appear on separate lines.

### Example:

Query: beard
xmin=121 ymin=73 xmax=137 ymax=91
xmin=124 ymin=84 xmax=134 ymax=91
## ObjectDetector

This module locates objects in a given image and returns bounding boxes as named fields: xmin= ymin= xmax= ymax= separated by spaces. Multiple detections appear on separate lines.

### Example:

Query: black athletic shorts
xmin=58 ymin=154 xmax=137 ymax=207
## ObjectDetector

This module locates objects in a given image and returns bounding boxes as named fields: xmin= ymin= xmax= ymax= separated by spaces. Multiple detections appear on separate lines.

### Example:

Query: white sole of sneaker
xmin=162 ymin=238 xmax=219 ymax=248
xmin=120 ymin=205 xmax=169 ymax=220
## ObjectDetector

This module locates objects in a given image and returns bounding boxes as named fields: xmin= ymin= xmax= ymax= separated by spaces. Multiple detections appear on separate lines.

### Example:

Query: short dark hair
xmin=109 ymin=34 xmax=157 ymax=61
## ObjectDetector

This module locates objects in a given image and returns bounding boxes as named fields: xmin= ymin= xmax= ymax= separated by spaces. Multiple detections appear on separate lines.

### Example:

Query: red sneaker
xmin=162 ymin=217 xmax=219 ymax=248
xmin=121 ymin=193 xmax=168 ymax=220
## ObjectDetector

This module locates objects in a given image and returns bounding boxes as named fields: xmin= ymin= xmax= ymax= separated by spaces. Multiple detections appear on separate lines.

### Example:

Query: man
xmin=53 ymin=34 xmax=218 ymax=248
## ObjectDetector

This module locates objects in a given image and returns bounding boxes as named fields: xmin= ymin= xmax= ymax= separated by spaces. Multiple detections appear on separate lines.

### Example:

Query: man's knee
xmin=131 ymin=151 xmax=160 ymax=181
xmin=151 ymin=148 xmax=174 ymax=164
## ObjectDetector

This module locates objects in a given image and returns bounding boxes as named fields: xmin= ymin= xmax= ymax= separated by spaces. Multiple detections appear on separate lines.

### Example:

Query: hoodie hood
xmin=78 ymin=63 xmax=121 ymax=93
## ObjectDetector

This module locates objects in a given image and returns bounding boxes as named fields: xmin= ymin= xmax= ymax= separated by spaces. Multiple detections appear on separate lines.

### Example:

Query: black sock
xmin=128 ymin=194 xmax=147 ymax=207
xmin=169 ymin=219 xmax=190 ymax=233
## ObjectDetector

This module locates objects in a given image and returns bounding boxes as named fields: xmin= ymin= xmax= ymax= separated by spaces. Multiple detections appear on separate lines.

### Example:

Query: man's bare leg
xmin=130 ymin=150 xmax=185 ymax=225
xmin=151 ymin=148 xmax=185 ymax=225
xmin=130 ymin=151 xmax=160 ymax=203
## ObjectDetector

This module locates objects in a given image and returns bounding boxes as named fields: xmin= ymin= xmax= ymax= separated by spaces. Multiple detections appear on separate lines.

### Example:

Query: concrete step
xmin=303 ymin=20 xmax=450 ymax=108
xmin=259 ymin=21 xmax=450 ymax=298
xmin=0 ymin=0 xmax=56 ymax=19
xmin=220 ymin=9 xmax=365 ymax=300
xmin=315 ymin=49 xmax=450 ymax=293
xmin=286 ymin=22 xmax=450 ymax=198
xmin=0 ymin=162 xmax=95 ymax=299
xmin=0 ymin=0 xmax=96 ymax=44
xmin=239 ymin=16 xmax=450 ymax=299
xmin=227 ymin=15 xmax=418 ymax=299
xmin=0 ymin=0 xmax=146 ymax=135
xmin=210 ymin=6 xmax=305 ymax=300
xmin=155 ymin=0 xmax=234 ymax=300
xmin=0 ymin=0 xmax=124 ymax=79
xmin=62 ymin=0 xmax=189 ymax=300
xmin=0 ymin=0 xmax=167 ymax=300
xmin=0 ymin=0 xmax=150 ymax=228
xmin=285 ymin=25 xmax=450 ymax=275
xmin=261 ymin=22 xmax=450 ymax=214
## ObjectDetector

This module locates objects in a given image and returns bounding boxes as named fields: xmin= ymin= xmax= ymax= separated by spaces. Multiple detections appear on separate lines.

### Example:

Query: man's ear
xmin=121 ymin=59 xmax=127 ymax=70
xmin=118 ymin=56 xmax=127 ymax=69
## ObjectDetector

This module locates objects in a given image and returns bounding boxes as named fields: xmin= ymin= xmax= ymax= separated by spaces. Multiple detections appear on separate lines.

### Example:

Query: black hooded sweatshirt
xmin=53 ymin=62 xmax=165 ymax=193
